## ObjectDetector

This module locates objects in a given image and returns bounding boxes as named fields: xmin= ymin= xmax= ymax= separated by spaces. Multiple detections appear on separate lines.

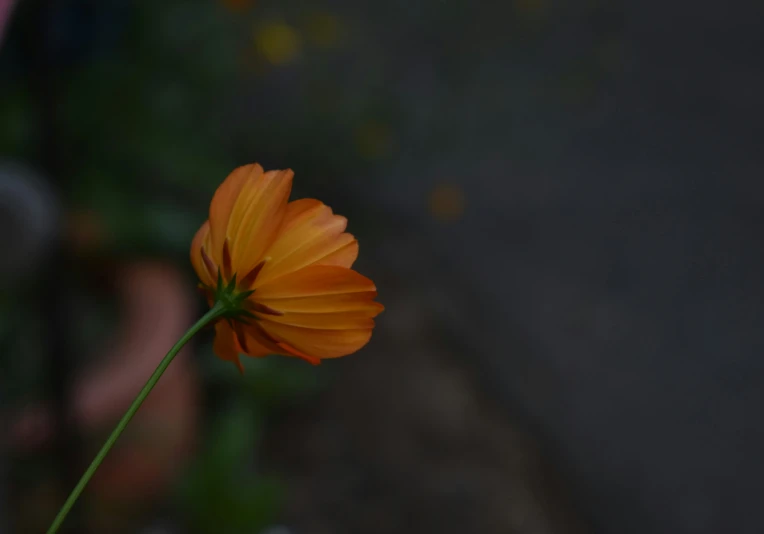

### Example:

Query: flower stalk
xmin=45 ymin=300 xmax=228 ymax=534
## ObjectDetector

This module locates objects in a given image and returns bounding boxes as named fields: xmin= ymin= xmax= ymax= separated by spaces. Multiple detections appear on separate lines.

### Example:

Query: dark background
xmin=1 ymin=0 xmax=763 ymax=533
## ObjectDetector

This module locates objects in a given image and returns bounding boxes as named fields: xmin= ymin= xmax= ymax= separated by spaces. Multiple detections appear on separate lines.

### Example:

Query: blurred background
xmin=1 ymin=0 xmax=764 ymax=533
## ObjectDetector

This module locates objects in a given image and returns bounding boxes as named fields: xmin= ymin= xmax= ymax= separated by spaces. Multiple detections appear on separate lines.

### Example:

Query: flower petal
xmin=256 ymin=291 xmax=382 ymax=313
xmin=227 ymin=169 xmax=293 ymax=275
xmin=259 ymin=309 xmax=378 ymax=330
xmin=232 ymin=321 xmax=272 ymax=358
xmin=238 ymin=320 xmax=288 ymax=356
xmin=316 ymin=240 xmax=358 ymax=268
xmin=258 ymin=322 xmax=374 ymax=359
xmin=239 ymin=323 xmax=323 ymax=365
xmin=190 ymin=221 xmax=214 ymax=286
xmin=254 ymin=199 xmax=357 ymax=287
xmin=208 ymin=164 xmax=263 ymax=265
xmin=212 ymin=321 xmax=245 ymax=373
xmin=251 ymin=265 xmax=382 ymax=359
xmin=255 ymin=265 xmax=376 ymax=299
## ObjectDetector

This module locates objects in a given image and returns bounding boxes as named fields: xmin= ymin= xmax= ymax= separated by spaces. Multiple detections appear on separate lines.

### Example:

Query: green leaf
xmin=179 ymin=402 xmax=283 ymax=533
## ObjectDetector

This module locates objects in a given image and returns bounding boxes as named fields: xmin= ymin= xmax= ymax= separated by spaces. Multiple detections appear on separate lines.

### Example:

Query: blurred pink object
xmin=0 ymin=0 xmax=17 ymax=45
xmin=10 ymin=261 xmax=202 ymax=505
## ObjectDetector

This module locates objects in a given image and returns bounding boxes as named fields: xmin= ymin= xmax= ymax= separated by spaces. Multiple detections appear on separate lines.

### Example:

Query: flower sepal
xmin=205 ymin=271 xmax=257 ymax=322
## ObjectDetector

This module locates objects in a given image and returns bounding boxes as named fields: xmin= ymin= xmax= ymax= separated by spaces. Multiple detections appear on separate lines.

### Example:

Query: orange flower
xmin=191 ymin=164 xmax=383 ymax=371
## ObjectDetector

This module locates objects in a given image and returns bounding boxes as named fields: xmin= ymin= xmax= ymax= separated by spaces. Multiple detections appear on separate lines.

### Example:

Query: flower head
xmin=191 ymin=164 xmax=383 ymax=371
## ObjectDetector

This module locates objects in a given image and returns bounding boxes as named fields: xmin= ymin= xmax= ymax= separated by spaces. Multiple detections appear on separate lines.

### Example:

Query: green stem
xmin=46 ymin=301 xmax=227 ymax=534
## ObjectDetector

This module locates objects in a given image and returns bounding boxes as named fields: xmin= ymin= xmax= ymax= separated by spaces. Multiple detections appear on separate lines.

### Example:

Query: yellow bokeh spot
xmin=306 ymin=13 xmax=343 ymax=48
xmin=255 ymin=23 xmax=302 ymax=66
xmin=355 ymin=121 xmax=394 ymax=160
xmin=429 ymin=184 xmax=465 ymax=222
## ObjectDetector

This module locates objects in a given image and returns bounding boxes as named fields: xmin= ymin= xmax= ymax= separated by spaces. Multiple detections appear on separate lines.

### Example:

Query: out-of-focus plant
xmin=180 ymin=352 xmax=327 ymax=533
xmin=179 ymin=402 xmax=282 ymax=534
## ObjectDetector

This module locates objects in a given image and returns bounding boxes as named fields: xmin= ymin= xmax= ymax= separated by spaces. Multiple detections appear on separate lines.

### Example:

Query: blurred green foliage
xmin=0 ymin=0 xmax=399 ymax=260
xmin=180 ymin=347 xmax=327 ymax=533
xmin=179 ymin=404 xmax=282 ymax=534
xmin=202 ymin=343 xmax=329 ymax=406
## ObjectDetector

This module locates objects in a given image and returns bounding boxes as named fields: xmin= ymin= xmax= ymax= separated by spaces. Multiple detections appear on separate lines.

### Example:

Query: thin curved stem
xmin=46 ymin=301 xmax=227 ymax=534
